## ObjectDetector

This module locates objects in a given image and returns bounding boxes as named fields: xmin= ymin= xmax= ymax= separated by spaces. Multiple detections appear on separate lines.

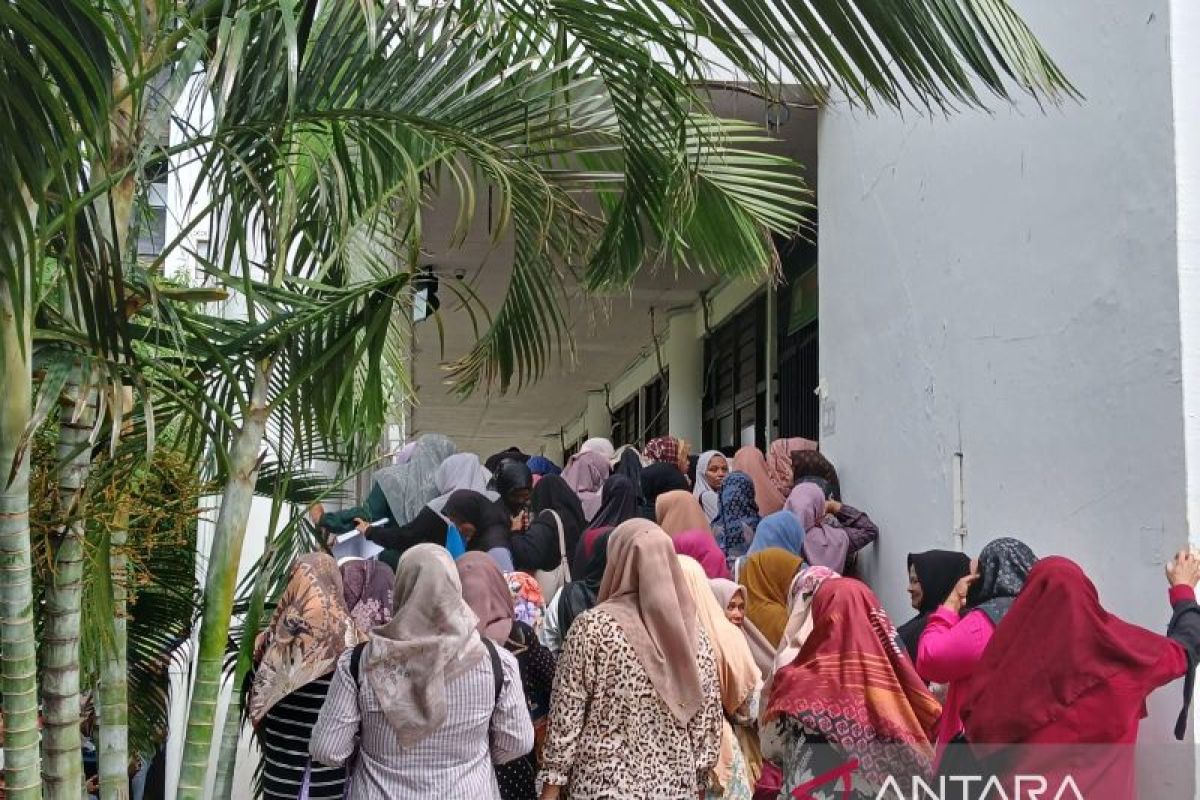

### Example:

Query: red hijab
xmin=765 ymin=578 xmax=940 ymax=784
xmin=961 ymin=556 xmax=1176 ymax=745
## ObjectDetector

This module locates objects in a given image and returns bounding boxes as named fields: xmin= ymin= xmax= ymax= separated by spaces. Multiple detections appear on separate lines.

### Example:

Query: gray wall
xmin=817 ymin=0 xmax=1191 ymax=763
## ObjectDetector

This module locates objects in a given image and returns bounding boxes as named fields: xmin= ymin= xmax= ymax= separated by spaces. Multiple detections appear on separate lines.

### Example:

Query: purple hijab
xmin=785 ymin=483 xmax=849 ymax=571
xmin=340 ymin=559 xmax=395 ymax=635
xmin=562 ymin=450 xmax=611 ymax=519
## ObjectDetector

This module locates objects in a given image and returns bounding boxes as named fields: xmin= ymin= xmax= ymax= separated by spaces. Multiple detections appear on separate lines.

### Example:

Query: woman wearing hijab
xmin=916 ymin=537 xmax=1037 ymax=757
xmin=539 ymin=521 xmax=723 ymax=799
xmin=674 ymin=531 xmax=731 ymax=580
xmin=785 ymin=482 xmax=879 ymax=573
xmin=730 ymin=447 xmax=784 ymax=517
xmin=251 ymin=554 xmax=358 ymax=800
xmin=762 ymin=579 xmax=941 ymax=797
xmin=676 ymin=556 xmax=762 ymax=800
xmin=485 ymin=447 xmax=530 ymax=473
xmin=957 ymin=554 xmax=1200 ymax=799
xmin=543 ymin=529 xmax=613 ymax=654
xmin=311 ymin=546 xmax=532 ymax=798
xmin=526 ymin=455 xmax=561 ymax=478
xmin=494 ymin=460 xmax=535 ymax=529
xmin=764 ymin=438 xmax=816 ymax=496
xmin=364 ymin=505 xmax=464 ymax=570
xmin=443 ymin=490 xmax=517 ymax=572
xmin=561 ymin=449 xmax=610 ymax=519
xmin=458 ymin=553 xmax=557 ymax=800
xmin=896 ymin=550 xmax=972 ymax=662
xmin=429 ymin=453 xmax=495 ymax=513
xmin=746 ymin=511 xmax=805 ymax=559
xmin=656 ymin=489 xmax=712 ymax=537
xmin=710 ymin=579 xmax=776 ymax=681
xmin=340 ymin=559 xmax=395 ymax=637
xmin=319 ymin=433 xmax=457 ymax=532
xmin=738 ymin=548 xmax=803 ymax=648
xmin=789 ymin=450 xmax=841 ymax=500
xmin=513 ymin=475 xmax=586 ymax=585
xmin=693 ymin=451 xmax=729 ymax=522
xmin=506 ymin=571 xmax=548 ymax=638
xmin=639 ymin=462 xmax=690 ymax=520
xmin=766 ymin=566 xmax=839 ymax=692
xmin=645 ymin=435 xmax=687 ymax=471
xmin=574 ymin=475 xmax=637 ymax=572
xmin=579 ymin=437 xmax=616 ymax=460
xmin=716 ymin=473 xmax=760 ymax=566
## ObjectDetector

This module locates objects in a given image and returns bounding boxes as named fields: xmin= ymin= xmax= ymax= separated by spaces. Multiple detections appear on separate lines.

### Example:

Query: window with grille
xmin=703 ymin=295 xmax=765 ymax=451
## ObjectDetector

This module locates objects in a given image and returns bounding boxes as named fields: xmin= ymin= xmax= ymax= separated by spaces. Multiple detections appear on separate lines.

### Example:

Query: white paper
xmin=331 ymin=525 xmax=384 ymax=561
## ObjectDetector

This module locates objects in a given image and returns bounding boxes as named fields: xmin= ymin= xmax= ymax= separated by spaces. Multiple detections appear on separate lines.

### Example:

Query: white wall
xmin=817 ymin=0 xmax=1192 ymax=768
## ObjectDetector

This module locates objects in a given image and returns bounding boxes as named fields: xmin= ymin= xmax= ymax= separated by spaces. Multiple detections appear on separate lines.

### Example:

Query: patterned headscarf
xmin=250 ymin=553 xmax=358 ymax=723
xmin=340 ymin=559 xmax=395 ymax=636
xmin=966 ymin=537 xmax=1037 ymax=625
xmin=505 ymin=571 xmax=546 ymax=635
xmin=790 ymin=450 xmax=841 ymax=501
xmin=717 ymin=472 xmax=760 ymax=559
xmin=764 ymin=578 xmax=941 ymax=785
xmin=645 ymin=436 xmax=681 ymax=466
xmin=765 ymin=566 xmax=840 ymax=698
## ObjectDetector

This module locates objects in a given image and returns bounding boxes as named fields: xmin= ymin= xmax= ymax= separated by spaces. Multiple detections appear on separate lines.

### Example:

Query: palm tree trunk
xmin=97 ymin=504 xmax=130 ymax=800
xmin=211 ymin=518 xmax=280 ymax=799
xmin=41 ymin=375 xmax=96 ymax=800
xmin=0 ymin=200 xmax=44 ymax=799
xmin=176 ymin=358 xmax=274 ymax=799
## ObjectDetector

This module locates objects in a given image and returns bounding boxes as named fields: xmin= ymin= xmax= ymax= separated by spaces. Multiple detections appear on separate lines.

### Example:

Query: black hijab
xmin=967 ymin=537 xmax=1037 ymax=625
xmin=494 ymin=460 xmax=534 ymax=514
xmin=638 ymin=462 xmax=688 ymax=518
xmin=588 ymin=474 xmax=638 ymax=530
xmin=613 ymin=449 xmax=645 ymax=504
xmin=530 ymin=475 xmax=586 ymax=574
xmin=485 ymin=447 xmax=529 ymax=473
xmin=442 ymin=489 xmax=511 ymax=553
xmin=557 ymin=529 xmax=613 ymax=640
xmin=896 ymin=549 xmax=972 ymax=660
xmin=368 ymin=506 xmax=449 ymax=571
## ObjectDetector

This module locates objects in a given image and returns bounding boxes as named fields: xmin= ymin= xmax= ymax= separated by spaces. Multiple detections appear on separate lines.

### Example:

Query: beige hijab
xmin=677 ymin=556 xmax=761 ymax=793
xmin=250 ymin=553 xmax=358 ymax=724
xmin=597 ymin=520 xmax=705 ymax=725
xmin=732 ymin=446 xmax=785 ymax=516
xmin=364 ymin=544 xmax=486 ymax=746
xmin=656 ymin=489 xmax=713 ymax=537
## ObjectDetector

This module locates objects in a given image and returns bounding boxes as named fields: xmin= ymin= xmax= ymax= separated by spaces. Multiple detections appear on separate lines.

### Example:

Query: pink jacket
xmin=916 ymin=607 xmax=996 ymax=760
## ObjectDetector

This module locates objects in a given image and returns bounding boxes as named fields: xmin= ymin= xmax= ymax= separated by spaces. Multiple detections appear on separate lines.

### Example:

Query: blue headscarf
xmin=717 ymin=471 xmax=760 ymax=559
xmin=527 ymin=455 xmax=561 ymax=477
xmin=748 ymin=510 xmax=804 ymax=558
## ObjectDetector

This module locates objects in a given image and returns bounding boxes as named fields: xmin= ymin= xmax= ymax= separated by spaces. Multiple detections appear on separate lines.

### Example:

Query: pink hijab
xmin=673 ymin=530 xmax=731 ymax=579
xmin=766 ymin=437 xmax=817 ymax=495
xmin=597 ymin=520 xmax=705 ymax=725
xmin=785 ymin=482 xmax=849 ymax=571
xmin=732 ymin=446 xmax=784 ymax=516
xmin=562 ymin=450 xmax=611 ymax=519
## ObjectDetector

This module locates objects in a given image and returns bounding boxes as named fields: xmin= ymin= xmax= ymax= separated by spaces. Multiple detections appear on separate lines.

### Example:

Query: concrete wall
xmin=817 ymin=0 xmax=1190 ymax=766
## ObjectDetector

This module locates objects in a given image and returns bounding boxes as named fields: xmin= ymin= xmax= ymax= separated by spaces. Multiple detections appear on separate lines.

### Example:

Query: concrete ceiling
xmin=409 ymin=89 xmax=819 ymax=457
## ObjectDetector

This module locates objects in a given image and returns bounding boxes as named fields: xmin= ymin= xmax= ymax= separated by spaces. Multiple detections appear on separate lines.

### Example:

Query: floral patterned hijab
xmin=340 ymin=559 xmax=395 ymax=636
xmin=250 ymin=553 xmax=358 ymax=723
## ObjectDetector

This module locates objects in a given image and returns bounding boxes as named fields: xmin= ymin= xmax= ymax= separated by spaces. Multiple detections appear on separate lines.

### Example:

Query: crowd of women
xmin=240 ymin=434 xmax=1200 ymax=800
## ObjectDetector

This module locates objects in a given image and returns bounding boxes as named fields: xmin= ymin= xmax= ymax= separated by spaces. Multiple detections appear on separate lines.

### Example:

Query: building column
xmin=584 ymin=390 xmax=611 ymax=442
xmin=667 ymin=306 xmax=703 ymax=446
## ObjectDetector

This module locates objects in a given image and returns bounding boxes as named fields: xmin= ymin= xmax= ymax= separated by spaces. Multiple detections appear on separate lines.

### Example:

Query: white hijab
xmin=693 ymin=450 xmax=724 ymax=521
xmin=427 ymin=453 xmax=496 ymax=513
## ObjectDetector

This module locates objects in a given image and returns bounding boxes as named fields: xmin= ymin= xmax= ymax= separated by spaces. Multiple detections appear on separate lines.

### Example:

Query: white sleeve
xmin=539 ymin=587 xmax=565 ymax=654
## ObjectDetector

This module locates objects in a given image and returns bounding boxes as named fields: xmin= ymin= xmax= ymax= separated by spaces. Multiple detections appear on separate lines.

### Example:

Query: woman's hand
xmin=354 ymin=517 xmax=370 ymax=534
xmin=824 ymin=499 xmax=843 ymax=516
xmin=942 ymin=573 xmax=976 ymax=613
xmin=511 ymin=509 xmax=529 ymax=532
xmin=1166 ymin=549 xmax=1200 ymax=587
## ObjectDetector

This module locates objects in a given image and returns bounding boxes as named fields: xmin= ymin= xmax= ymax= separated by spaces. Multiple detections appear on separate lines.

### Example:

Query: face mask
xmin=444 ymin=523 xmax=467 ymax=560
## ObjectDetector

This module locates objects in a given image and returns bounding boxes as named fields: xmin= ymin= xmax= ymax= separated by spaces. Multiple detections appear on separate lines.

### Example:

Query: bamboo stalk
xmin=0 ymin=233 xmax=44 ymax=799
xmin=175 ymin=358 xmax=274 ymax=799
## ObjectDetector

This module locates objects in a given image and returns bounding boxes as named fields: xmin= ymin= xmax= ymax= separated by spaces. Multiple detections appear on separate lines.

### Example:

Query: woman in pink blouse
xmin=915 ymin=537 xmax=1036 ymax=760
